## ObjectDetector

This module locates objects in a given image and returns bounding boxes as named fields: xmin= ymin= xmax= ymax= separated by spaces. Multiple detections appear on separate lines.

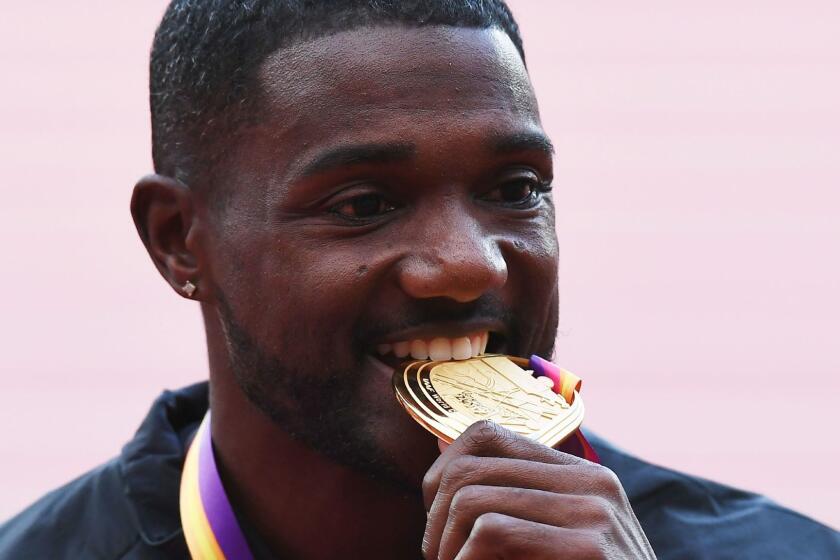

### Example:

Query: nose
xmin=396 ymin=217 xmax=508 ymax=303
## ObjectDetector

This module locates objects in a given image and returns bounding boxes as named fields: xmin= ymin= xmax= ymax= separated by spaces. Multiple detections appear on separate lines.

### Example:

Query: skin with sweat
xmin=132 ymin=25 xmax=654 ymax=560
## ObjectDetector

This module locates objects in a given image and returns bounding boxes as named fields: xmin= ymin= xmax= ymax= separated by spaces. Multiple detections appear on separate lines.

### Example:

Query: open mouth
xmin=370 ymin=331 xmax=508 ymax=370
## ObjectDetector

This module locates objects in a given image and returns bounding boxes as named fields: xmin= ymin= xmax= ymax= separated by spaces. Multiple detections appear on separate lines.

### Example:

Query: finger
xmin=423 ymin=456 xmax=618 ymax=557
xmin=434 ymin=456 xmax=614 ymax=506
xmin=452 ymin=513 xmax=601 ymax=560
xmin=434 ymin=486 xmax=611 ymax=560
xmin=438 ymin=438 xmax=450 ymax=453
xmin=423 ymin=420 xmax=584 ymax=510
xmin=424 ymin=456 xmax=626 ymax=560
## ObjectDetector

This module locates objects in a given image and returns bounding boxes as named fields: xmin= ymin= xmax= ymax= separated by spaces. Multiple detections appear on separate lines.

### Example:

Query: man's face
xmin=201 ymin=26 xmax=559 ymax=486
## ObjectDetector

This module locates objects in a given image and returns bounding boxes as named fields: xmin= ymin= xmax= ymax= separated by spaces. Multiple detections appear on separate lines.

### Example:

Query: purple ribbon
xmin=198 ymin=412 xmax=255 ymax=559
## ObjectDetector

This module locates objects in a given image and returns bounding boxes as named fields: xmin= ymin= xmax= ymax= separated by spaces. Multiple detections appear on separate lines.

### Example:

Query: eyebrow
xmin=490 ymin=132 xmax=555 ymax=156
xmin=299 ymin=142 xmax=416 ymax=177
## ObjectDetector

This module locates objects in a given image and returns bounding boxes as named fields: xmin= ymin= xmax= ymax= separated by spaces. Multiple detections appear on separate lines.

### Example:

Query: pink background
xmin=1 ymin=1 xmax=838 ymax=528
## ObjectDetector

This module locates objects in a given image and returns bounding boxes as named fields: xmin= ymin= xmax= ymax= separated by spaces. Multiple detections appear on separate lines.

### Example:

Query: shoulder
xmin=587 ymin=432 xmax=840 ymax=560
xmin=0 ymin=383 xmax=207 ymax=560
xmin=0 ymin=459 xmax=154 ymax=559
xmin=1 ymin=457 xmax=190 ymax=560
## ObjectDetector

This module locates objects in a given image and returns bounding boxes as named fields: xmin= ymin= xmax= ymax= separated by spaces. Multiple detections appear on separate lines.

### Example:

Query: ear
xmin=131 ymin=174 xmax=204 ymax=300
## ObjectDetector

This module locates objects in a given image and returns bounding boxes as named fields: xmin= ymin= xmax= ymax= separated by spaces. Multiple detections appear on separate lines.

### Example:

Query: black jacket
xmin=1 ymin=382 xmax=838 ymax=559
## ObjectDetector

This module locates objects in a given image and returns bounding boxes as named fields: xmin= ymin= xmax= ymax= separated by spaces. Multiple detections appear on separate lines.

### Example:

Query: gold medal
xmin=392 ymin=354 xmax=585 ymax=447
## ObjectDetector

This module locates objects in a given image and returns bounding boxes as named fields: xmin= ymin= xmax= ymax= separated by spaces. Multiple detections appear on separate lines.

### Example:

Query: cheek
xmin=503 ymin=221 xmax=559 ymax=344
xmin=508 ymin=218 xmax=559 ymax=285
xmin=223 ymin=235 xmax=374 ymax=361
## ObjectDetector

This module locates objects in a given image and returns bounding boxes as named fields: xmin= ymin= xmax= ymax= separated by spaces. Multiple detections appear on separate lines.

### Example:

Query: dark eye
xmin=482 ymin=176 xmax=551 ymax=208
xmin=330 ymin=193 xmax=396 ymax=220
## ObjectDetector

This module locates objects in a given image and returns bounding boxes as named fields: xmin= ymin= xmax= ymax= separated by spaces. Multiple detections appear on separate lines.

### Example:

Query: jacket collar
xmin=118 ymin=382 xmax=209 ymax=546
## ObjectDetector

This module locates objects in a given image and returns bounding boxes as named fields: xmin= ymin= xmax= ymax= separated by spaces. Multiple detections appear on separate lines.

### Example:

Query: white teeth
xmin=428 ymin=338 xmax=453 ymax=361
xmin=410 ymin=339 xmax=429 ymax=360
xmin=452 ymin=337 xmax=472 ymax=360
xmin=393 ymin=341 xmax=410 ymax=358
xmin=377 ymin=331 xmax=491 ymax=361
xmin=471 ymin=335 xmax=481 ymax=356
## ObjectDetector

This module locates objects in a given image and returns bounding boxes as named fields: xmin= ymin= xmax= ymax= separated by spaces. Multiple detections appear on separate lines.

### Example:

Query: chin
xmin=379 ymin=407 xmax=442 ymax=487
xmin=351 ymin=356 xmax=441 ymax=486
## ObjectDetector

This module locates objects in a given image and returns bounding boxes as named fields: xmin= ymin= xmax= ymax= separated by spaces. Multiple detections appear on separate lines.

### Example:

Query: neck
xmin=203 ymin=310 xmax=427 ymax=559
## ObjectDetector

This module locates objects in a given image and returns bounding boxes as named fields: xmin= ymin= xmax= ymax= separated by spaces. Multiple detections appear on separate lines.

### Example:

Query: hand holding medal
xmin=393 ymin=355 xmax=656 ymax=560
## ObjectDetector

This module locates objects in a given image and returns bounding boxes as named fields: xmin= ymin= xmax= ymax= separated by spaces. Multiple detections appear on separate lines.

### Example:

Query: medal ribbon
xmin=529 ymin=355 xmax=601 ymax=463
xmin=179 ymin=357 xmax=598 ymax=559
xmin=180 ymin=412 xmax=254 ymax=560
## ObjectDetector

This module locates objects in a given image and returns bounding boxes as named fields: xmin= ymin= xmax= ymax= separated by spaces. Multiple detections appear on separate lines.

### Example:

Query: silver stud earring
xmin=181 ymin=280 xmax=197 ymax=298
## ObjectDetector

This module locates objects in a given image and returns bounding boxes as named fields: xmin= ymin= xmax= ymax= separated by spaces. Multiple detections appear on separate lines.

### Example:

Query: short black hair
xmin=149 ymin=0 xmax=525 ymax=189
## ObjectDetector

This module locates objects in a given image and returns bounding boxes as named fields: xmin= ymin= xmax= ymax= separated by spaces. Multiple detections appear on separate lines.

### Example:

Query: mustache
xmin=352 ymin=294 xmax=516 ymax=347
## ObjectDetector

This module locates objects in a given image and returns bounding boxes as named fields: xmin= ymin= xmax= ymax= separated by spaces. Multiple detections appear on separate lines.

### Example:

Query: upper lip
xmin=372 ymin=320 xmax=507 ymax=345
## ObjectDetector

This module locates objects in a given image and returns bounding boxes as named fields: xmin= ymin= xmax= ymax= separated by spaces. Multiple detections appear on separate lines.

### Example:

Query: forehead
xmin=252 ymin=26 xmax=541 ymax=161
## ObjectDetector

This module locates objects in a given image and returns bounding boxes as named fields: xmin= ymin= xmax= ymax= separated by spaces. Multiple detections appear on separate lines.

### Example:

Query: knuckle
xmin=464 ymin=420 xmax=513 ymax=450
xmin=472 ymin=511 xmax=508 ymax=540
xmin=449 ymin=454 xmax=483 ymax=478
xmin=421 ymin=469 xmax=437 ymax=498
xmin=591 ymin=465 xmax=623 ymax=496
xmin=586 ymin=496 xmax=616 ymax=527
xmin=450 ymin=484 xmax=484 ymax=515
xmin=437 ymin=455 xmax=482 ymax=493
xmin=471 ymin=514 xmax=540 ymax=557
